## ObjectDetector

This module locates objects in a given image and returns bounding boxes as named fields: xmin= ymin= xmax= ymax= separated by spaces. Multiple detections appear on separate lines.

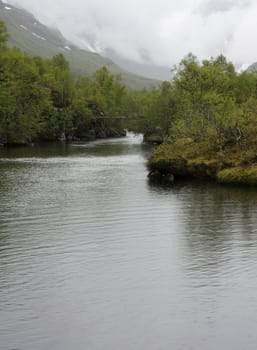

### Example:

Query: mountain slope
xmin=104 ymin=48 xmax=172 ymax=81
xmin=247 ymin=62 xmax=257 ymax=72
xmin=0 ymin=1 xmax=159 ymax=90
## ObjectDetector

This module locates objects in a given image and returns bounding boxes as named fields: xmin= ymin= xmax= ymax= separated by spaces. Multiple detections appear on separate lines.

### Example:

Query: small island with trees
xmin=146 ymin=54 xmax=257 ymax=186
xmin=1 ymin=19 xmax=257 ymax=186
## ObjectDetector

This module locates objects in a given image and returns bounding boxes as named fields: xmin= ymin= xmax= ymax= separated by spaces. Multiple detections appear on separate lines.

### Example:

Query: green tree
xmin=44 ymin=54 xmax=74 ymax=139
xmin=0 ymin=48 xmax=52 ymax=144
xmin=0 ymin=20 xmax=9 ymax=49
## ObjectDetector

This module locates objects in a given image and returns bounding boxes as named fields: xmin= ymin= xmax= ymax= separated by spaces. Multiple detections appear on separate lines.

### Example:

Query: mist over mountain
xmin=0 ymin=0 xmax=160 ymax=89
xmin=3 ymin=0 xmax=257 ymax=71
xmin=104 ymin=48 xmax=172 ymax=81
xmin=1 ymin=0 xmax=172 ymax=80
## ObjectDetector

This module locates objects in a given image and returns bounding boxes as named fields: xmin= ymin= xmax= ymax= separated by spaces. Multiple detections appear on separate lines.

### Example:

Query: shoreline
xmin=147 ymin=140 xmax=257 ymax=186
xmin=0 ymin=129 xmax=127 ymax=148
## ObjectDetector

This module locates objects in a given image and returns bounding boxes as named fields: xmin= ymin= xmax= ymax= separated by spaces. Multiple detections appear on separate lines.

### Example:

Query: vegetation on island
xmin=145 ymin=54 xmax=257 ymax=185
xmin=1 ymin=18 xmax=257 ymax=185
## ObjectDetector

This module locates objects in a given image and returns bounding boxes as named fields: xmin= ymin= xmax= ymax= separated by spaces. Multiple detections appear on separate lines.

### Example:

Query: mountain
xmin=247 ymin=62 xmax=257 ymax=72
xmin=104 ymin=48 xmax=172 ymax=81
xmin=0 ymin=0 xmax=159 ymax=90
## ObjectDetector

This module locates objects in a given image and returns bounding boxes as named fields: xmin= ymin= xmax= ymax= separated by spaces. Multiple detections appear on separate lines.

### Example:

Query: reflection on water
xmin=1 ymin=133 xmax=257 ymax=350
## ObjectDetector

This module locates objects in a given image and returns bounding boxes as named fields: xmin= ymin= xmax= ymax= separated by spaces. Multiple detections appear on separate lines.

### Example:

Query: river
xmin=1 ymin=133 xmax=257 ymax=350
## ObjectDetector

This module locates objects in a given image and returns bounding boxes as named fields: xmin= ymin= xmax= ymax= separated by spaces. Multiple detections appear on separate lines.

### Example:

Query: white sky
xmin=3 ymin=0 xmax=257 ymax=67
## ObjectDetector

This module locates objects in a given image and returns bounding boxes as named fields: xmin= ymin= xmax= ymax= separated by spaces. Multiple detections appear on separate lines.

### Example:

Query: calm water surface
xmin=1 ymin=133 xmax=257 ymax=350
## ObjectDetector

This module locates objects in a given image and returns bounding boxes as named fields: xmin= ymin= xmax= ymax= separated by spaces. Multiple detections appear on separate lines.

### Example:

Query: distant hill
xmin=247 ymin=62 xmax=257 ymax=72
xmin=0 ymin=0 xmax=159 ymax=90
xmin=104 ymin=48 xmax=172 ymax=81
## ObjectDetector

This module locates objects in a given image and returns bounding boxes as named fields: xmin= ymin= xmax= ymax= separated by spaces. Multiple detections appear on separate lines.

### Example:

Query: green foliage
xmin=146 ymin=55 xmax=257 ymax=185
xmin=1 ymin=13 xmax=257 ymax=178
xmin=0 ymin=20 xmax=8 ymax=48
xmin=0 ymin=47 xmax=52 ymax=144
xmin=0 ymin=4 xmax=158 ymax=90
xmin=217 ymin=166 xmax=257 ymax=186
xmin=93 ymin=67 xmax=126 ymax=115
xmin=0 ymin=23 xmax=132 ymax=144
xmin=148 ymin=137 xmax=257 ymax=185
xmin=138 ymin=53 xmax=257 ymax=154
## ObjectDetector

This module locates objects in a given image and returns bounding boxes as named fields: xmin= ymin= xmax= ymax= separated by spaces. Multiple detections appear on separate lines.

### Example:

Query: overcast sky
xmin=4 ymin=0 xmax=257 ymax=67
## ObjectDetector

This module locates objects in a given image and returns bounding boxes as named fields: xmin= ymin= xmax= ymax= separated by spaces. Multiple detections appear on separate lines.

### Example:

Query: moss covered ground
xmin=148 ymin=139 xmax=257 ymax=186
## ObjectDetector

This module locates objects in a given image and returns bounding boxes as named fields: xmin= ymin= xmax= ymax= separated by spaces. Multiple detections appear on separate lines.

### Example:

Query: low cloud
xmin=4 ymin=0 xmax=257 ymax=67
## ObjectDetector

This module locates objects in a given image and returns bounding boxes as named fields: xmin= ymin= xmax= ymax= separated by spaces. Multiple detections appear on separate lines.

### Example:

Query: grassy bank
xmin=148 ymin=139 xmax=257 ymax=186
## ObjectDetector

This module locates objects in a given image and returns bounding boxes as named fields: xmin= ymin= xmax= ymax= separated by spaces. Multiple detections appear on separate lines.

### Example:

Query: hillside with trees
xmin=0 ymin=1 xmax=158 ymax=90
xmin=2 ymin=15 xmax=257 ymax=186
xmin=0 ymin=20 xmax=133 ymax=145
xmin=145 ymin=54 xmax=257 ymax=185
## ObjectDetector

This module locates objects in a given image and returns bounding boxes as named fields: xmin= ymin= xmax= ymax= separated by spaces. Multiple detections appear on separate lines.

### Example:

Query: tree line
xmin=1 ymin=18 xmax=257 ymax=156
xmin=144 ymin=54 xmax=257 ymax=184
xmin=137 ymin=53 xmax=257 ymax=154
xmin=0 ymin=21 xmax=133 ymax=145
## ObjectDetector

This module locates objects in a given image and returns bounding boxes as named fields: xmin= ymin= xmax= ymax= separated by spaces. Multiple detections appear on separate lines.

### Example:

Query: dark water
xmin=1 ymin=133 xmax=257 ymax=350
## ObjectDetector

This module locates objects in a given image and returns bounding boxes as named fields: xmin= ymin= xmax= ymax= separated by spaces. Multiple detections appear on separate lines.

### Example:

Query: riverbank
xmin=0 ymin=126 xmax=127 ymax=147
xmin=148 ymin=139 xmax=257 ymax=186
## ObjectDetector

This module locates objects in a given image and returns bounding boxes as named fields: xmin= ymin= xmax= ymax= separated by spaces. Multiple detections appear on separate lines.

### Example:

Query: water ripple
xmin=1 ymin=136 xmax=257 ymax=349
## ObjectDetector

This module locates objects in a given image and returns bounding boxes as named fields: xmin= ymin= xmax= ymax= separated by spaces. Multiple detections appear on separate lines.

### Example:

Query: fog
xmin=3 ymin=0 xmax=257 ymax=67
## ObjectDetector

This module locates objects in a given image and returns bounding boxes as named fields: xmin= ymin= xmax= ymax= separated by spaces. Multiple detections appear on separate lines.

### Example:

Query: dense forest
xmin=0 ymin=20 xmax=134 ymax=145
xmin=1 ymin=19 xmax=257 ymax=184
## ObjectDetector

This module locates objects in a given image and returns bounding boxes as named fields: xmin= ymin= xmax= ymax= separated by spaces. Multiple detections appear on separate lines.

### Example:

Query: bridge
xmin=93 ymin=115 xmax=145 ymax=121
